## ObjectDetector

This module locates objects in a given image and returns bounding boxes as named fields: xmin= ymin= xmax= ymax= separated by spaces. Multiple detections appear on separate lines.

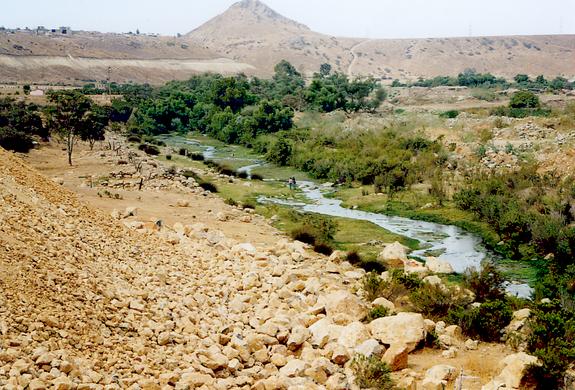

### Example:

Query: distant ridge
xmin=0 ymin=0 xmax=573 ymax=84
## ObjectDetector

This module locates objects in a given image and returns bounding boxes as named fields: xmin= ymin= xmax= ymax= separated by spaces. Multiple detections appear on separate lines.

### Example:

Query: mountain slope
xmin=186 ymin=0 xmax=575 ymax=80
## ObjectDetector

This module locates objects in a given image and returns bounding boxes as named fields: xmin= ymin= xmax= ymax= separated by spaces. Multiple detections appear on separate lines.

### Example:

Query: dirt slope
xmin=186 ymin=0 xmax=575 ymax=80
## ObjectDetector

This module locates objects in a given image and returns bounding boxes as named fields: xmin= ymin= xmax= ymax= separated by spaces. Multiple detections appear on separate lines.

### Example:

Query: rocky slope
xmin=0 ymin=144 xmax=539 ymax=389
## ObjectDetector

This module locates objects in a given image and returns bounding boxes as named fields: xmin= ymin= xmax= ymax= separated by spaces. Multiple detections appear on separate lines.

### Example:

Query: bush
xmin=447 ymin=299 xmax=512 ymax=342
xmin=439 ymin=110 xmax=460 ymax=119
xmin=224 ymin=198 xmax=238 ymax=207
xmin=350 ymin=355 xmax=395 ymax=390
xmin=199 ymin=181 xmax=218 ymax=193
xmin=313 ymin=241 xmax=334 ymax=256
xmin=250 ymin=173 xmax=264 ymax=181
xmin=463 ymin=263 xmax=506 ymax=302
xmin=181 ymin=170 xmax=201 ymax=181
xmin=138 ymin=143 xmax=160 ymax=155
xmin=127 ymin=135 xmax=142 ymax=143
xmin=178 ymin=148 xmax=188 ymax=156
xmin=190 ymin=152 xmax=205 ymax=161
xmin=410 ymin=283 xmax=471 ymax=320
xmin=525 ymin=300 xmax=575 ymax=389
xmin=510 ymin=90 xmax=540 ymax=109
xmin=165 ymin=154 xmax=172 ymax=160
xmin=241 ymin=200 xmax=256 ymax=210
xmin=362 ymin=272 xmax=386 ymax=302
xmin=237 ymin=170 xmax=249 ymax=179
xmin=291 ymin=226 xmax=318 ymax=245
xmin=218 ymin=165 xmax=236 ymax=177
xmin=346 ymin=250 xmax=362 ymax=265
xmin=367 ymin=305 xmax=390 ymax=322
xmin=0 ymin=127 xmax=34 ymax=152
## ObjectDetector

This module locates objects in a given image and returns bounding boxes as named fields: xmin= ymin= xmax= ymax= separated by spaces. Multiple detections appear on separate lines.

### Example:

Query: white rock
xmin=355 ymin=339 xmax=385 ymax=358
xmin=425 ymin=257 xmax=454 ymax=274
xmin=483 ymin=352 xmax=539 ymax=389
xmin=422 ymin=365 xmax=456 ymax=389
xmin=372 ymin=297 xmax=395 ymax=312
xmin=322 ymin=290 xmax=367 ymax=323
xmin=377 ymin=242 xmax=409 ymax=263
xmin=279 ymin=359 xmax=307 ymax=377
xmin=337 ymin=322 xmax=370 ymax=349
xmin=369 ymin=313 xmax=426 ymax=352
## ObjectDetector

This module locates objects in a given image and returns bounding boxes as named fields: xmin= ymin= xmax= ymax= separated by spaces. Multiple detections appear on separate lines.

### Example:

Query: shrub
xmin=199 ymin=181 xmax=218 ymax=193
xmin=463 ymin=263 xmax=506 ymax=302
xmin=447 ymin=299 xmax=512 ymax=342
xmin=346 ymin=250 xmax=362 ymax=265
xmin=241 ymin=200 xmax=256 ymax=210
xmin=410 ymin=283 xmax=471 ymax=320
xmin=218 ymin=165 xmax=236 ymax=177
xmin=525 ymin=300 xmax=575 ymax=389
xmin=127 ymin=135 xmax=142 ymax=143
xmin=350 ymin=355 xmax=395 ymax=390
xmin=166 ymin=154 xmax=172 ymax=160
xmin=313 ymin=241 xmax=334 ymax=256
xmin=138 ymin=144 xmax=160 ymax=156
xmin=510 ymin=90 xmax=540 ymax=109
xmin=178 ymin=148 xmax=188 ymax=156
xmin=181 ymin=170 xmax=201 ymax=181
xmin=250 ymin=173 xmax=264 ymax=181
xmin=237 ymin=170 xmax=249 ymax=179
xmin=224 ymin=198 xmax=238 ymax=207
xmin=291 ymin=226 xmax=317 ymax=245
xmin=0 ymin=127 xmax=34 ymax=152
xmin=440 ymin=110 xmax=460 ymax=119
xmin=362 ymin=272 xmax=386 ymax=302
xmin=367 ymin=305 xmax=390 ymax=321
xmin=190 ymin=152 xmax=205 ymax=161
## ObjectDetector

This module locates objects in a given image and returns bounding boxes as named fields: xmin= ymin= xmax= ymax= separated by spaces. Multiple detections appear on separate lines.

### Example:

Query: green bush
xmin=0 ymin=127 xmax=34 ymax=152
xmin=165 ymin=154 xmax=172 ymax=160
xmin=448 ymin=299 xmax=512 ymax=342
xmin=439 ymin=110 xmax=460 ymax=119
xmin=199 ymin=181 xmax=218 ymax=193
xmin=224 ymin=198 xmax=238 ymax=207
xmin=138 ymin=143 xmax=160 ymax=155
xmin=526 ymin=300 xmax=575 ymax=389
xmin=236 ymin=170 xmax=249 ymax=179
xmin=241 ymin=200 xmax=256 ymax=210
xmin=313 ymin=241 xmax=334 ymax=256
xmin=463 ymin=263 xmax=506 ymax=302
xmin=190 ymin=152 xmax=205 ymax=161
xmin=362 ymin=272 xmax=386 ymax=302
xmin=250 ymin=173 xmax=264 ymax=181
xmin=291 ymin=226 xmax=318 ymax=246
xmin=510 ymin=90 xmax=540 ymax=109
xmin=367 ymin=305 xmax=390 ymax=322
xmin=350 ymin=355 xmax=395 ymax=390
xmin=127 ymin=135 xmax=142 ymax=143
xmin=410 ymin=283 xmax=471 ymax=320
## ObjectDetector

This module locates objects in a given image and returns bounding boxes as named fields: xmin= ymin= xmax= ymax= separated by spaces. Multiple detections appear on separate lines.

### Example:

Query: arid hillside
xmin=1 ymin=0 xmax=574 ymax=84
xmin=186 ymin=0 xmax=575 ymax=80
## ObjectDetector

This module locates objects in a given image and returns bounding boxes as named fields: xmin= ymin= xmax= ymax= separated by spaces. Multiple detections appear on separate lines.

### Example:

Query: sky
xmin=1 ymin=0 xmax=574 ymax=39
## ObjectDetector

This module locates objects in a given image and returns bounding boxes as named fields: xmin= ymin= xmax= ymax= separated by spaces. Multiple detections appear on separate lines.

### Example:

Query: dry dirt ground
xmin=8 ymin=139 xmax=516 ymax=389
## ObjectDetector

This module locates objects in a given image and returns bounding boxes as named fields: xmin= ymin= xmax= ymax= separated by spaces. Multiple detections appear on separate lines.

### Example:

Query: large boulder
xmin=377 ymin=242 xmax=409 ymax=266
xmin=337 ymin=322 xmax=371 ymax=349
xmin=322 ymin=291 xmax=367 ymax=323
xmin=308 ymin=318 xmax=342 ymax=348
xmin=421 ymin=365 xmax=456 ymax=389
xmin=368 ymin=313 xmax=426 ymax=352
xmin=383 ymin=344 xmax=409 ymax=371
xmin=425 ymin=257 xmax=454 ymax=274
xmin=482 ymin=352 xmax=539 ymax=389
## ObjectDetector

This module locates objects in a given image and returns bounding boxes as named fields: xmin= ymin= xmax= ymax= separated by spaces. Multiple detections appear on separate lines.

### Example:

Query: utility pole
xmin=106 ymin=66 xmax=112 ymax=95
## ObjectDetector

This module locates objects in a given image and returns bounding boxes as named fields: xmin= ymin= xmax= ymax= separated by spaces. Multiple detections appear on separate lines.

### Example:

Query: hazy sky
xmin=1 ymin=0 xmax=574 ymax=39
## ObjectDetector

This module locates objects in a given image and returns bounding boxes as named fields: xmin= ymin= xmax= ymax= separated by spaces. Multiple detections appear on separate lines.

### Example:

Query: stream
xmin=166 ymin=135 xmax=533 ymax=298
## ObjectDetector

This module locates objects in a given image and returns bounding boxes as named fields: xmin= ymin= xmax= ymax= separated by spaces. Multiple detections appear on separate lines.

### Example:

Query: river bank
xmin=159 ymin=133 xmax=534 ymax=296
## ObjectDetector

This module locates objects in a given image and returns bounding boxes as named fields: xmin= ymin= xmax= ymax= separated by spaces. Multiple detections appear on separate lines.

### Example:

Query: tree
xmin=272 ymin=60 xmax=305 ymax=100
xmin=79 ymin=105 xmax=108 ymax=150
xmin=514 ymin=74 xmax=530 ymax=84
xmin=23 ymin=85 xmax=31 ymax=95
xmin=45 ymin=90 xmax=93 ymax=165
xmin=319 ymin=63 xmax=332 ymax=78
xmin=266 ymin=135 xmax=293 ymax=166
xmin=509 ymin=90 xmax=540 ymax=109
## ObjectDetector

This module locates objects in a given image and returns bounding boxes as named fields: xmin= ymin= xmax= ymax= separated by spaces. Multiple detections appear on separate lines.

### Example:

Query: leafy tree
xmin=514 ymin=74 xmax=530 ymax=84
xmin=79 ymin=105 xmax=108 ymax=150
xmin=0 ymin=127 xmax=34 ymax=152
xmin=23 ymin=85 xmax=31 ymax=95
xmin=266 ymin=134 xmax=292 ymax=166
xmin=509 ymin=90 xmax=540 ymax=109
xmin=272 ymin=60 xmax=305 ymax=101
xmin=210 ymin=76 xmax=254 ymax=112
xmin=44 ymin=90 xmax=93 ymax=165
xmin=319 ymin=63 xmax=332 ymax=77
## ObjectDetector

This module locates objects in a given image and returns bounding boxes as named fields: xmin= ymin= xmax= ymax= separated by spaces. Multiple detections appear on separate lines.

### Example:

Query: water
xmin=167 ymin=135 xmax=533 ymax=297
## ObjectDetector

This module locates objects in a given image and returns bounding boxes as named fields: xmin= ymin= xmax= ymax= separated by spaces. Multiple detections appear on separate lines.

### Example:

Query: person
xmin=288 ymin=177 xmax=294 ymax=190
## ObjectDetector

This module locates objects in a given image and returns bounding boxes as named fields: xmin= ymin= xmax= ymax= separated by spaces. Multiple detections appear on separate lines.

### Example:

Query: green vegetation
xmin=0 ymin=98 xmax=46 ymax=152
xmin=351 ymin=355 xmax=395 ymax=390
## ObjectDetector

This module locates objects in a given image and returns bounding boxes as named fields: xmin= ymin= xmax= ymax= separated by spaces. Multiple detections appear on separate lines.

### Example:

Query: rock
xmin=337 ymin=322 xmax=370 ymax=349
xmin=178 ymin=372 xmax=215 ymax=388
xmin=425 ymin=257 xmax=454 ymax=274
xmin=36 ymin=352 xmax=56 ymax=365
xmin=404 ymin=259 xmax=429 ymax=274
xmin=371 ymin=297 xmax=395 ymax=312
xmin=28 ymin=379 xmax=47 ymax=390
xmin=421 ymin=365 xmax=456 ymax=389
xmin=383 ymin=344 xmax=409 ymax=371
xmin=52 ymin=377 xmax=73 ymax=390
xmin=355 ymin=339 xmax=385 ymax=358
xmin=323 ymin=290 xmax=367 ymax=323
xmin=176 ymin=199 xmax=189 ymax=207
xmin=287 ymin=326 xmax=311 ymax=351
xmin=377 ymin=242 xmax=409 ymax=266
xmin=331 ymin=345 xmax=350 ymax=365
xmin=483 ymin=352 xmax=539 ymax=389
xmin=325 ymin=373 xmax=349 ymax=390
xmin=423 ymin=275 xmax=443 ymax=287
xmin=271 ymin=353 xmax=288 ymax=367
xmin=217 ymin=212 xmax=228 ymax=221
xmin=309 ymin=318 xmax=338 ymax=348
xmin=369 ymin=313 xmax=426 ymax=352
xmin=441 ymin=347 xmax=458 ymax=359
xmin=279 ymin=359 xmax=307 ymax=377
xmin=124 ymin=206 xmax=138 ymax=217
xmin=328 ymin=251 xmax=346 ymax=262
xmin=464 ymin=339 xmax=479 ymax=350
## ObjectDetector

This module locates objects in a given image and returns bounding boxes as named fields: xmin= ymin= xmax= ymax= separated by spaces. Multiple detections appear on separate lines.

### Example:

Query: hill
xmin=0 ymin=0 xmax=573 ymax=84
xmin=186 ymin=0 xmax=575 ymax=80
